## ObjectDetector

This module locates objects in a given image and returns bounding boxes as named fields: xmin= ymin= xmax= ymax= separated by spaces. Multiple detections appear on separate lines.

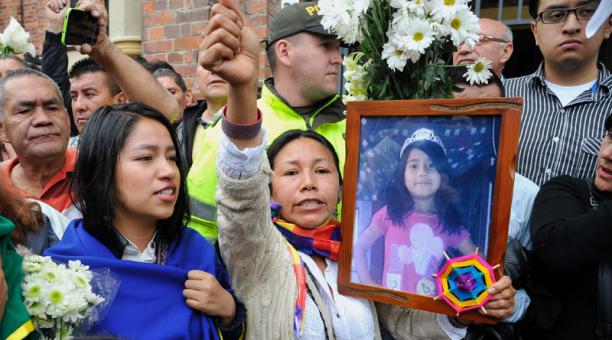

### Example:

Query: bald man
xmin=453 ymin=18 xmax=514 ymax=77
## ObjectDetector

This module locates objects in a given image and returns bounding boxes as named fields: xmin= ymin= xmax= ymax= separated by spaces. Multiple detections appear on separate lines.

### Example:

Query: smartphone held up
xmin=61 ymin=8 xmax=99 ymax=46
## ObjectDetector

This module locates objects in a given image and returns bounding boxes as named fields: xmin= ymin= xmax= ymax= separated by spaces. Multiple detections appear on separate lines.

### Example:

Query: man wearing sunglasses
xmin=504 ymin=0 xmax=612 ymax=187
xmin=453 ymin=18 xmax=514 ymax=77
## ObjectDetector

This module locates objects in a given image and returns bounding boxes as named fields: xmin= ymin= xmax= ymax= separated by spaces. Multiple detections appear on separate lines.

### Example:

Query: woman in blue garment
xmin=45 ymin=103 xmax=244 ymax=339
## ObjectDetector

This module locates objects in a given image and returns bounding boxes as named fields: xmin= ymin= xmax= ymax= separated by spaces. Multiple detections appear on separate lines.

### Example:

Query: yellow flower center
xmin=474 ymin=62 xmax=485 ymax=73
xmin=28 ymin=285 xmax=41 ymax=297
xmin=413 ymin=32 xmax=424 ymax=42
xmin=49 ymin=290 xmax=63 ymax=304
xmin=44 ymin=272 xmax=56 ymax=282
xmin=75 ymin=276 xmax=87 ymax=287
xmin=394 ymin=50 xmax=403 ymax=57
xmin=450 ymin=19 xmax=462 ymax=30
xmin=444 ymin=0 xmax=456 ymax=6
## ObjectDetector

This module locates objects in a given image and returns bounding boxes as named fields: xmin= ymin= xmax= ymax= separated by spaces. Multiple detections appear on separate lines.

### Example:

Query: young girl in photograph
xmin=354 ymin=128 xmax=475 ymax=296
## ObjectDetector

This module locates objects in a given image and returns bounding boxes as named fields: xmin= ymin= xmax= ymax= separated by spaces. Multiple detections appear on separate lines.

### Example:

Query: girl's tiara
xmin=400 ymin=128 xmax=446 ymax=157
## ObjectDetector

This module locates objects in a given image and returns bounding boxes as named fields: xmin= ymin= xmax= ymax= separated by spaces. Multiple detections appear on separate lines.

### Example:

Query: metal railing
xmin=473 ymin=0 xmax=533 ymax=26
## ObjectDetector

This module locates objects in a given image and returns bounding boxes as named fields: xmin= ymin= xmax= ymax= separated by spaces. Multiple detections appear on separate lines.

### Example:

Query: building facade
xmin=1 ymin=0 xmax=609 ymax=83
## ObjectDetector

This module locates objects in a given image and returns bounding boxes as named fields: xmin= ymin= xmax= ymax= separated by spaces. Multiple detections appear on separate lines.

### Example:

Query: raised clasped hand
xmin=198 ymin=0 xmax=260 ymax=87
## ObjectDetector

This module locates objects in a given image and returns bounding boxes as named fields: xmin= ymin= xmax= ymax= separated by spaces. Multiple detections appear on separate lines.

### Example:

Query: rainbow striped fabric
xmin=271 ymin=202 xmax=342 ymax=337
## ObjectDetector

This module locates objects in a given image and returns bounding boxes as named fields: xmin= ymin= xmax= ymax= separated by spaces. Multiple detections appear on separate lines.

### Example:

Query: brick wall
xmin=0 ymin=0 xmax=47 ymax=55
xmin=141 ymin=0 xmax=282 ymax=85
xmin=1 ymin=0 xmax=283 ymax=83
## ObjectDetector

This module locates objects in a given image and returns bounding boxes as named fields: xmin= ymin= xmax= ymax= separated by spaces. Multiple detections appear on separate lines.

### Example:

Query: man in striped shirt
xmin=504 ymin=0 xmax=612 ymax=186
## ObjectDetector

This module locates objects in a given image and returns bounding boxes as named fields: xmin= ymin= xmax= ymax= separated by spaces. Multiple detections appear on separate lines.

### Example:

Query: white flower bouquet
xmin=318 ymin=0 xmax=492 ymax=101
xmin=0 ymin=17 xmax=36 ymax=59
xmin=21 ymin=255 xmax=107 ymax=340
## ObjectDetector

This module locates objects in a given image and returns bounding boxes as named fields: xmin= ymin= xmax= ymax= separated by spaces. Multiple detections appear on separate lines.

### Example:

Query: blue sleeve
xmin=502 ymin=288 xmax=531 ymax=323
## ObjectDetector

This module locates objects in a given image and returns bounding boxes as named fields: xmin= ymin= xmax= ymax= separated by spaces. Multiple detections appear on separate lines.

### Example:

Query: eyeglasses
xmin=477 ymin=34 xmax=509 ymax=44
xmin=536 ymin=2 xmax=599 ymax=24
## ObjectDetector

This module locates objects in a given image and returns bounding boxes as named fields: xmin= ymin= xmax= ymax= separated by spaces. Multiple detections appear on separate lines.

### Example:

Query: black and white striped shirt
xmin=504 ymin=63 xmax=612 ymax=186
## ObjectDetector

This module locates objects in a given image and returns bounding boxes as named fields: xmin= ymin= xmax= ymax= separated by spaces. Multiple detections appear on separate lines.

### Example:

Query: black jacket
xmin=527 ymin=175 xmax=612 ymax=340
xmin=176 ymin=100 xmax=207 ymax=169
xmin=42 ymin=31 xmax=78 ymax=136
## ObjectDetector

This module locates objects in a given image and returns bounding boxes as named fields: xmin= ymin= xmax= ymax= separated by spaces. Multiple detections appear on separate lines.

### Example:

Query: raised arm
xmin=42 ymin=0 xmax=76 ymax=134
xmin=74 ymin=0 xmax=179 ymax=120
xmin=198 ymin=0 xmax=260 ymax=149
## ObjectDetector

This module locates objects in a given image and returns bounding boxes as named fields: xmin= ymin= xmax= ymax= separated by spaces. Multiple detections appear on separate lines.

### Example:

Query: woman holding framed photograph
xmin=203 ymin=0 xmax=516 ymax=338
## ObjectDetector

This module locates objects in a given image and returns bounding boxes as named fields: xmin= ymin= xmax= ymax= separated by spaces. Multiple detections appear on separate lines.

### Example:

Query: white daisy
xmin=463 ymin=58 xmax=493 ymax=85
xmin=411 ymin=0 xmax=432 ymax=17
xmin=319 ymin=0 xmax=371 ymax=44
xmin=382 ymin=41 xmax=409 ymax=71
xmin=394 ymin=18 xmax=437 ymax=55
xmin=445 ymin=7 xmax=480 ymax=49
xmin=431 ymin=0 xmax=468 ymax=22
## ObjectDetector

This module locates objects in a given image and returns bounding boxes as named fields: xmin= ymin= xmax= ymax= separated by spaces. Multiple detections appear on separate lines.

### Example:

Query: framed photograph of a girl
xmin=338 ymin=98 xmax=522 ymax=320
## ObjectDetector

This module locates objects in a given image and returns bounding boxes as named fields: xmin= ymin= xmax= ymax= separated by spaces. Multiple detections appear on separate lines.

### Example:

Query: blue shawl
xmin=44 ymin=219 xmax=227 ymax=340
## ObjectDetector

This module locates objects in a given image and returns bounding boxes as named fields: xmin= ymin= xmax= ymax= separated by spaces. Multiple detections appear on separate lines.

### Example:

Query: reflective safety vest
xmin=185 ymin=114 xmax=223 ymax=242
xmin=186 ymin=83 xmax=346 ymax=242
xmin=258 ymin=86 xmax=346 ymax=176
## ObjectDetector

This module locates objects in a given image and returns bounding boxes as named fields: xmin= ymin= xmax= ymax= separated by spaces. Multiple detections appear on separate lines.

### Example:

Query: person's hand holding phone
xmin=46 ymin=0 xmax=68 ymax=34
xmin=73 ymin=0 xmax=109 ymax=55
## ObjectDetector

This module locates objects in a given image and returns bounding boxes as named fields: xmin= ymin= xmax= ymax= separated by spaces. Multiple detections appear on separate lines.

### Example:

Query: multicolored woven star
xmin=433 ymin=250 xmax=498 ymax=315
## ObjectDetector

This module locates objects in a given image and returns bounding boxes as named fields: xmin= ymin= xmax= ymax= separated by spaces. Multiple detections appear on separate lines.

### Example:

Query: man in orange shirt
xmin=0 ymin=69 xmax=77 ymax=216
xmin=0 ymin=2 xmax=177 ymax=217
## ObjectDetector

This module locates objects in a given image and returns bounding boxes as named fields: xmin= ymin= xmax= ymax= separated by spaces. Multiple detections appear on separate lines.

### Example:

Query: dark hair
xmin=148 ymin=60 xmax=177 ymax=73
xmin=153 ymin=68 xmax=188 ymax=92
xmin=73 ymin=103 xmax=190 ymax=258
xmin=267 ymin=129 xmax=343 ymax=187
xmin=265 ymin=34 xmax=304 ymax=75
xmin=0 ymin=68 xmax=64 ymax=118
xmin=447 ymin=66 xmax=505 ymax=97
xmin=69 ymin=58 xmax=120 ymax=95
xmin=266 ymin=42 xmax=278 ymax=74
xmin=385 ymin=140 xmax=463 ymax=234
xmin=529 ymin=0 xmax=540 ymax=19
xmin=132 ymin=55 xmax=152 ymax=71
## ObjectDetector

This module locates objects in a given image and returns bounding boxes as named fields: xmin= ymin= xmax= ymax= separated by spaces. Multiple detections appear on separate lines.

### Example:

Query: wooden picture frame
xmin=338 ymin=98 xmax=522 ymax=323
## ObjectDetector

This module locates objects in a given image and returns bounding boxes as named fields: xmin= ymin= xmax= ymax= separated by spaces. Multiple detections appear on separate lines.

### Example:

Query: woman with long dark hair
xmin=45 ymin=103 xmax=243 ymax=339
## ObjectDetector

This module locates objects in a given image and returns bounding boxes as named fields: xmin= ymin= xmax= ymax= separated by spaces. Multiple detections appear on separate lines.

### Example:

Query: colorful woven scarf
xmin=271 ymin=201 xmax=341 ymax=337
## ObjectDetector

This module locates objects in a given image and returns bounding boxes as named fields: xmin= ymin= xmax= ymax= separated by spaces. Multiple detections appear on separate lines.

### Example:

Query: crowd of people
xmin=0 ymin=0 xmax=610 ymax=339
